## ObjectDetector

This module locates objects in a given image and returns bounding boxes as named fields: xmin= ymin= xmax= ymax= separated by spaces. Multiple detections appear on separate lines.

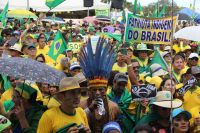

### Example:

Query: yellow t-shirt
xmin=112 ymin=63 xmax=127 ymax=73
xmin=189 ymin=106 xmax=200 ymax=125
xmin=37 ymin=107 xmax=89 ymax=133
xmin=36 ymin=45 xmax=50 ymax=56
xmin=183 ymin=86 xmax=200 ymax=112
xmin=42 ymin=96 xmax=61 ymax=109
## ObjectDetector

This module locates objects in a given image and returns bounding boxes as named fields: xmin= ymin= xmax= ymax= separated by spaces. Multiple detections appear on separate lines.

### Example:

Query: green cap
xmin=88 ymin=26 xmax=95 ymax=32
xmin=0 ymin=115 xmax=11 ymax=132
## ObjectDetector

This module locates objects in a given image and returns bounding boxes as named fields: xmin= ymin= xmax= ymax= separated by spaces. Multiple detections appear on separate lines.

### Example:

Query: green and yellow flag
xmin=133 ymin=0 xmax=138 ymax=15
xmin=0 ymin=2 xmax=9 ymax=27
xmin=139 ymin=3 xmax=144 ymax=16
xmin=48 ymin=31 xmax=67 ymax=61
xmin=158 ymin=4 xmax=167 ymax=17
xmin=45 ymin=0 xmax=65 ymax=9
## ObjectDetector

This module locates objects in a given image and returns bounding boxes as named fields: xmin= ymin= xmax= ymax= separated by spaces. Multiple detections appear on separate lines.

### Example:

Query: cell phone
xmin=8 ymin=37 xmax=18 ymax=46
xmin=77 ymin=124 xmax=86 ymax=133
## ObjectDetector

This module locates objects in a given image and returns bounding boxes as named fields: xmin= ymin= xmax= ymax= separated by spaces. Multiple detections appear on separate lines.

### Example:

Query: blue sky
xmin=127 ymin=0 xmax=200 ymax=10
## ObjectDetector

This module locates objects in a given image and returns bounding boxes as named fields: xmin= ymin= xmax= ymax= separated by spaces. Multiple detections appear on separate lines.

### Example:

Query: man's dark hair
xmin=134 ymin=124 xmax=153 ymax=133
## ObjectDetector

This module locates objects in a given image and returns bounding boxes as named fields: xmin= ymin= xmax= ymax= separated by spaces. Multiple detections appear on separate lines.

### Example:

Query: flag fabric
xmin=45 ymin=0 xmax=65 ymax=9
xmin=0 ymin=2 xmax=9 ymax=27
xmin=152 ymin=4 xmax=158 ymax=18
xmin=139 ymin=3 xmax=144 ymax=16
xmin=133 ymin=0 xmax=138 ymax=15
xmin=158 ymin=4 xmax=167 ymax=17
xmin=48 ymin=31 xmax=67 ymax=61
xmin=150 ymin=48 xmax=179 ymax=82
xmin=122 ymin=10 xmax=126 ymax=23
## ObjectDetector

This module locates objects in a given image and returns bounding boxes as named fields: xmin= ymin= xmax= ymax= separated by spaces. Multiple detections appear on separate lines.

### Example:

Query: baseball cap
xmin=172 ymin=108 xmax=191 ymax=120
xmin=188 ymin=53 xmax=199 ymax=59
xmin=70 ymin=62 xmax=81 ymax=71
xmin=114 ymin=73 xmax=128 ymax=83
xmin=27 ymin=43 xmax=36 ymax=49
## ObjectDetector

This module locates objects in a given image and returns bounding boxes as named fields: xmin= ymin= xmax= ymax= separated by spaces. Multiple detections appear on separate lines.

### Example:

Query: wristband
xmin=127 ymin=64 xmax=132 ymax=68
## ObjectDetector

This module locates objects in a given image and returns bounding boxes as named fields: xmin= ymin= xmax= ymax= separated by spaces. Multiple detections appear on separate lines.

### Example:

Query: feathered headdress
xmin=79 ymin=36 xmax=116 ymax=88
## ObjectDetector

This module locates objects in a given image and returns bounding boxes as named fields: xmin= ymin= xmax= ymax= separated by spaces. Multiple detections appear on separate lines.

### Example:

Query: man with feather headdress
xmin=79 ymin=36 xmax=121 ymax=132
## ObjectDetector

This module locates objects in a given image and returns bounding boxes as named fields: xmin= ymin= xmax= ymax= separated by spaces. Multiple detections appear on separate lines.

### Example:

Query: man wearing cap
xmin=27 ymin=43 xmax=37 ymax=59
xmin=135 ymin=91 xmax=182 ymax=132
xmin=162 ymin=51 xmax=172 ymax=66
xmin=69 ymin=62 xmax=82 ymax=76
xmin=188 ymin=53 xmax=199 ymax=67
xmin=133 ymin=43 xmax=153 ymax=74
xmin=37 ymin=77 xmax=91 ymax=133
xmin=180 ymin=66 xmax=200 ymax=112
xmin=107 ymin=73 xmax=135 ymax=132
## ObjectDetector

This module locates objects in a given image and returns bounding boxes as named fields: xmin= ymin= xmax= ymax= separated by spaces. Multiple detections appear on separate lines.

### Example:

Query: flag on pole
xmin=133 ymin=0 xmax=138 ymax=15
xmin=122 ymin=10 xmax=126 ymax=23
xmin=0 ymin=2 xmax=9 ymax=27
xmin=139 ymin=3 xmax=144 ymax=16
xmin=150 ymin=48 xmax=179 ymax=83
xmin=158 ymin=4 xmax=167 ymax=17
xmin=152 ymin=4 xmax=158 ymax=18
xmin=45 ymin=0 xmax=65 ymax=10
xmin=48 ymin=31 xmax=67 ymax=61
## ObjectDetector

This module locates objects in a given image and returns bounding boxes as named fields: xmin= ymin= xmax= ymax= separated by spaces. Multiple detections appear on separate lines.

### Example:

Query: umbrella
xmin=95 ymin=15 xmax=111 ymax=21
xmin=8 ymin=9 xmax=38 ymax=19
xmin=0 ymin=57 xmax=66 ymax=86
xmin=42 ymin=16 xmax=65 ymax=24
xmin=103 ymin=26 xmax=115 ymax=33
xmin=177 ymin=13 xmax=192 ymax=20
xmin=83 ymin=16 xmax=97 ymax=24
xmin=174 ymin=26 xmax=200 ymax=41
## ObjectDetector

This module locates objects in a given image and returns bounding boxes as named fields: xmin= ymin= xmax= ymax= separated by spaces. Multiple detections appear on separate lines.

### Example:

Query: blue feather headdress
xmin=79 ymin=36 xmax=116 ymax=87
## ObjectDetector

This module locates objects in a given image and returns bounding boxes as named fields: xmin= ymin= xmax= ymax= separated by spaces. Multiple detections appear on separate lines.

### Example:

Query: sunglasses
xmin=190 ymin=57 xmax=199 ymax=61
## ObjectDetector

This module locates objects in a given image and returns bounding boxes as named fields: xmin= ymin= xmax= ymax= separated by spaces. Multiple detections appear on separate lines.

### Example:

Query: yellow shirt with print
xmin=37 ymin=107 xmax=89 ymax=133
xmin=36 ymin=45 xmax=50 ymax=56
xmin=183 ymin=86 xmax=200 ymax=112
xmin=112 ymin=63 xmax=127 ymax=73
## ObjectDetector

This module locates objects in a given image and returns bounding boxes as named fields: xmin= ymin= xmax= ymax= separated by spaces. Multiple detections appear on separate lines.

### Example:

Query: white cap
xmin=162 ymin=51 xmax=170 ymax=58
xmin=188 ymin=53 xmax=199 ymax=59
xmin=70 ymin=62 xmax=81 ymax=71
xmin=164 ymin=46 xmax=171 ymax=51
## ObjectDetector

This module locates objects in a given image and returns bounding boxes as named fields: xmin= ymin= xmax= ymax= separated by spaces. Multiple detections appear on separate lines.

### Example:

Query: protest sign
xmin=131 ymin=84 xmax=157 ymax=101
xmin=67 ymin=42 xmax=83 ymax=53
xmin=176 ymin=76 xmax=197 ymax=95
xmin=95 ymin=9 xmax=110 ymax=17
xmin=125 ymin=14 xmax=177 ymax=45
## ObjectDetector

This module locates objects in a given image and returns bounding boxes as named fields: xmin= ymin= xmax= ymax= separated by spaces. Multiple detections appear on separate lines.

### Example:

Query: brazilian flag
xmin=45 ymin=0 xmax=65 ymax=9
xmin=48 ymin=31 xmax=67 ymax=61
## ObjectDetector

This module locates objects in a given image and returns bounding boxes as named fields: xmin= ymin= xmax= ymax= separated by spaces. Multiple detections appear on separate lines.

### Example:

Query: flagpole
xmin=170 ymin=0 xmax=174 ymax=132
xmin=27 ymin=0 xmax=30 ymax=10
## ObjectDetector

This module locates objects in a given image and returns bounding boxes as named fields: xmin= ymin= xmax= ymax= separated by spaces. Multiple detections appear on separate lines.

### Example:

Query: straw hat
xmin=150 ymin=64 xmax=168 ymax=77
xmin=9 ymin=43 xmax=23 ymax=55
xmin=58 ymin=77 xmax=82 ymax=93
xmin=150 ymin=91 xmax=182 ymax=108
